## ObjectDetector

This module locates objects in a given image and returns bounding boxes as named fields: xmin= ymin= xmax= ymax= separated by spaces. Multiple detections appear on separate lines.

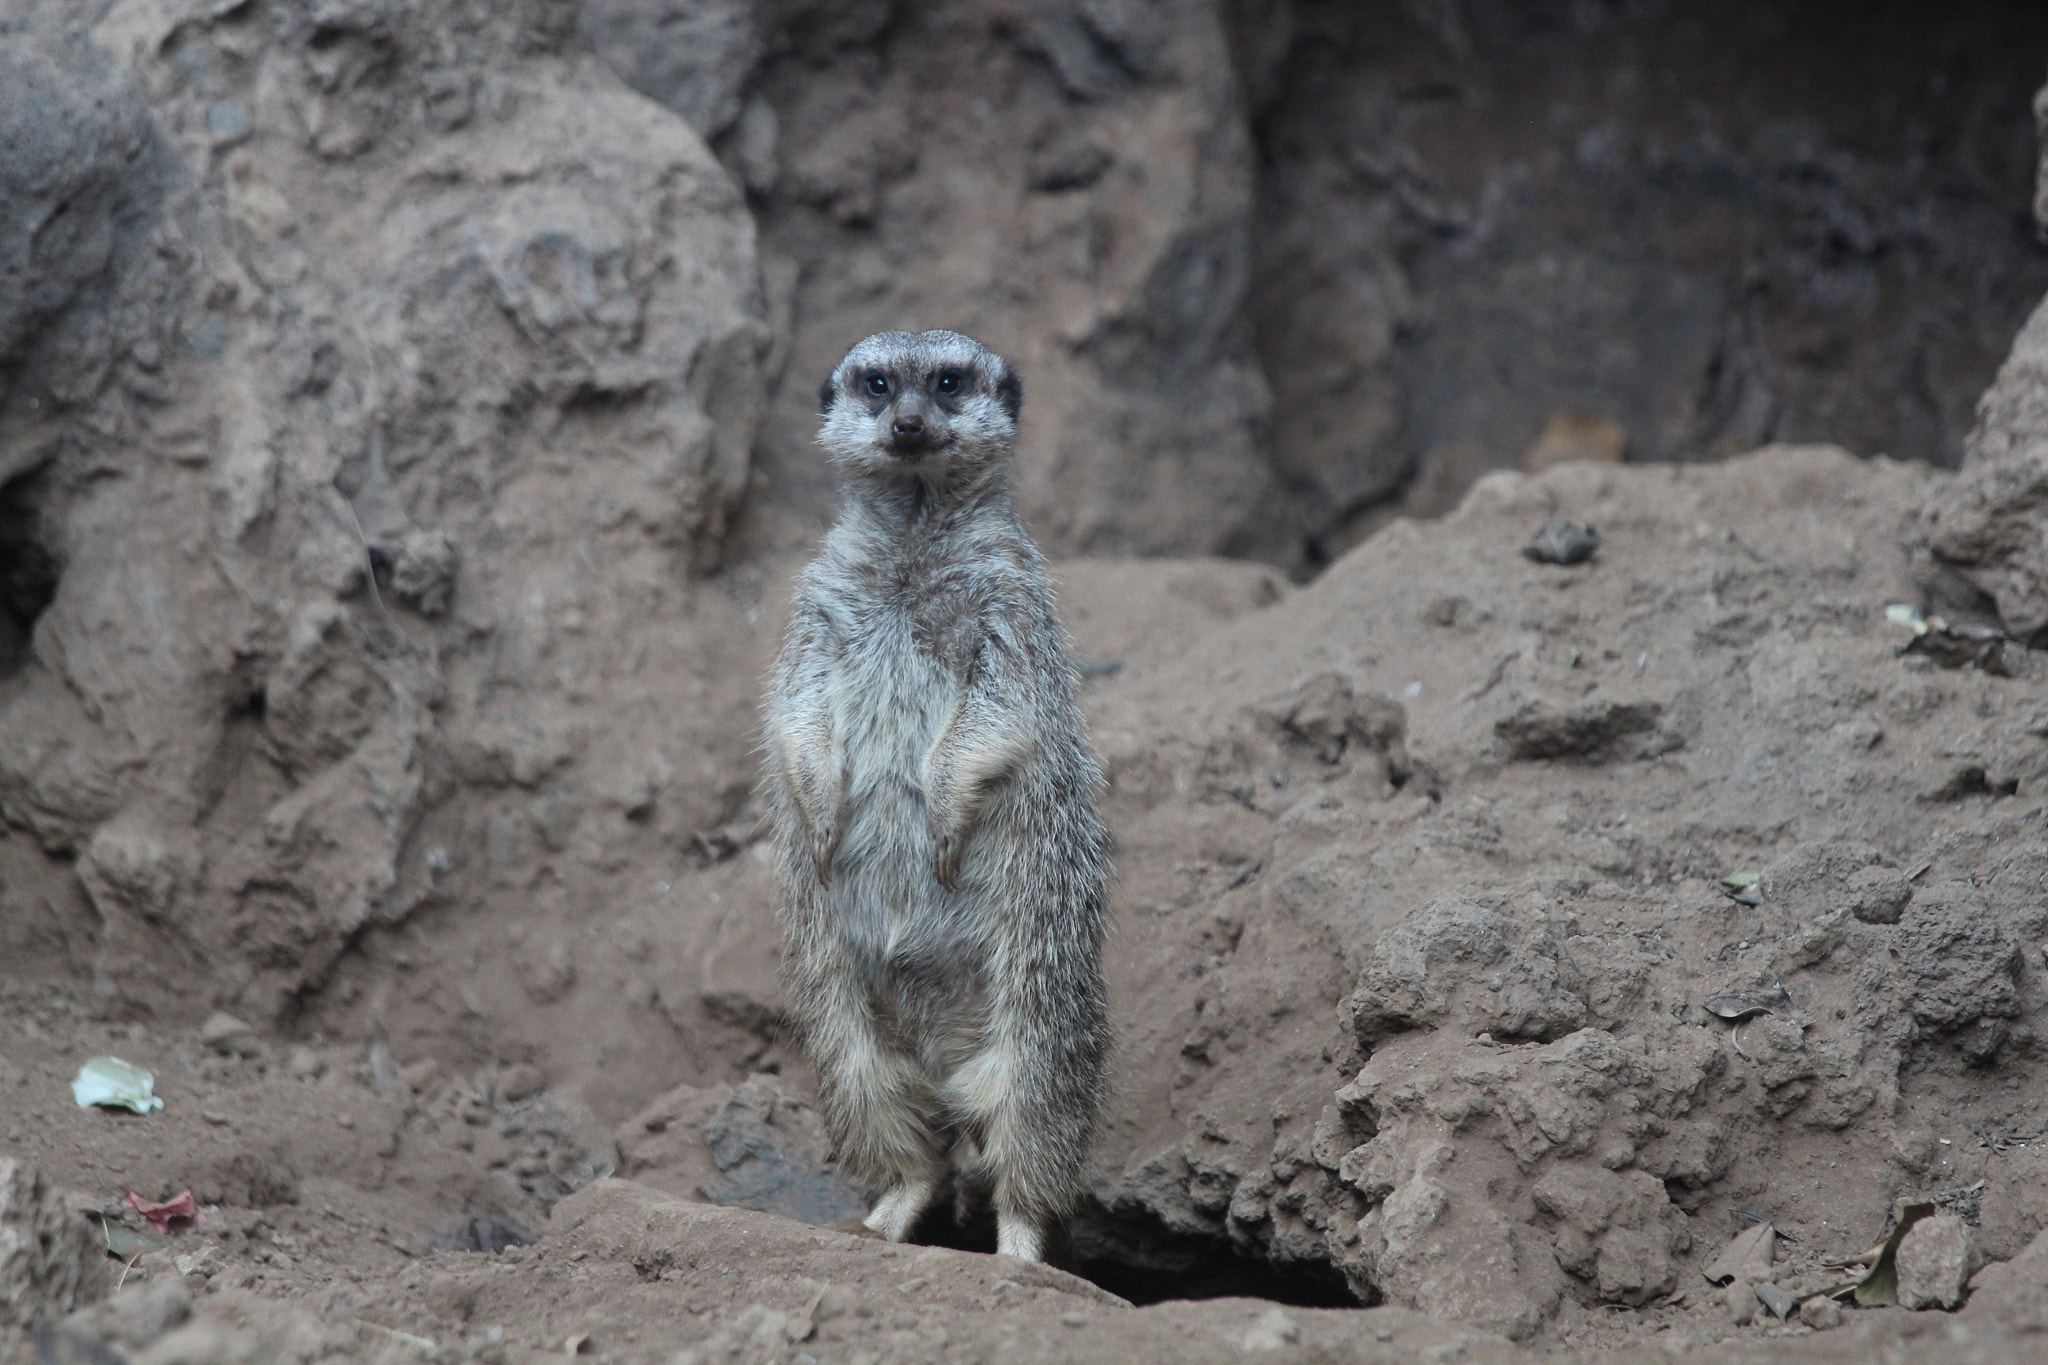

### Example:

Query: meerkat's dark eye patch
xmin=863 ymin=373 xmax=891 ymax=398
xmin=934 ymin=369 xmax=965 ymax=396
xmin=995 ymin=365 xmax=1022 ymax=422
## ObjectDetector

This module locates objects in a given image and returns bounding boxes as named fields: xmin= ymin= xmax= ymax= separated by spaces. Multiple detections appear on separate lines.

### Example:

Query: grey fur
xmin=761 ymin=330 xmax=1111 ymax=1260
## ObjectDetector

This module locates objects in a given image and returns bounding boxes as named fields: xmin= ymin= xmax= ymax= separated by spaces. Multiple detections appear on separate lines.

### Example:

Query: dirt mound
xmin=1081 ymin=445 xmax=2048 ymax=1339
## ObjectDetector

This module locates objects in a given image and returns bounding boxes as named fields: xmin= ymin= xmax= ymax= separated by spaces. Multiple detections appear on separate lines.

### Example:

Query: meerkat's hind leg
xmin=863 ymin=1173 xmax=939 ymax=1242
xmin=994 ymin=1211 xmax=1046 ymax=1262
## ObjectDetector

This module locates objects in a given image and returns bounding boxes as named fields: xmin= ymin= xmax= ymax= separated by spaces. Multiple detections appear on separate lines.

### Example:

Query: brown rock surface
xmin=0 ymin=1160 xmax=107 ymax=1332
xmin=1897 ymin=1212 xmax=1978 ymax=1312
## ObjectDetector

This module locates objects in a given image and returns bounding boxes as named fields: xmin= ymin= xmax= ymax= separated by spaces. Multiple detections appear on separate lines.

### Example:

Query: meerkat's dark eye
xmin=935 ymin=370 xmax=965 ymax=395
xmin=863 ymin=373 xmax=890 ymax=397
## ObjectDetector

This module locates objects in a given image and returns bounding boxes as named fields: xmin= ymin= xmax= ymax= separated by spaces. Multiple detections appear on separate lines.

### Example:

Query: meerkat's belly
xmin=825 ymin=617 xmax=983 ymax=989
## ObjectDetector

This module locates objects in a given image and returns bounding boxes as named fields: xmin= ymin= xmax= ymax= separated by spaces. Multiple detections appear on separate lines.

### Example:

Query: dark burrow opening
xmin=0 ymin=467 xmax=59 ymax=679
xmin=904 ymin=1192 xmax=1360 ymax=1308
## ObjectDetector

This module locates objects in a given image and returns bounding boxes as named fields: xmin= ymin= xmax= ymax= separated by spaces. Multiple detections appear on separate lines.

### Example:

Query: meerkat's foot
xmin=995 ymin=1212 xmax=1046 ymax=1262
xmin=862 ymin=1176 xmax=938 ymax=1243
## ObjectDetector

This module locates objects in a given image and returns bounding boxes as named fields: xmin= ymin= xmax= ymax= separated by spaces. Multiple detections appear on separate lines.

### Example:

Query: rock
xmin=1725 ymin=1278 xmax=1755 ymax=1325
xmin=1530 ymin=1166 xmax=1691 ymax=1305
xmin=1965 ymin=1224 xmax=2048 ymax=1332
xmin=0 ymin=37 xmax=160 ymax=413
xmin=1798 ymin=1294 xmax=1844 ymax=1330
xmin=615 ymin=1076 xmax=868 ymax=1227
xmin=739 ymin=0 xmax=1292 ymax=563
xmin=58 ymin=1281 xmax=190 ymax=1352
xmin=198 ymin=1011 xmax=259 ymax=1057
xmin=1930 ymin=292 xmax=2048 ymax=641
xmin=1897 ymin=1212 xmax=1977 ymax=1311
xmin=1843 ymin=866 xmax=1913 ymax=925
xmin=0 ymin=0 xmax=771 ymax=1031
xmin=428 ymin=1214 xmax=534 ymax=1256
xmin=398 ymin=1058 xmax=440 ymax=1093
xmin=1522 ymin=519 xmax=1602 ymax=566
xmin=1253 ymin=671 xmax=1409 ymax=772
xmin=702 ymin=1078 xmax=870 ymax=1227
xmin=285 ymin=1047 xmax=325 ymax=1081
xmin=496 ymin=1064 xmax=546 ymax=1105
xmin=1342 ymin=893 xmax=1589 ymax=1046
xmin=494 ymin=1094 xmax=619 ymax=1209
xmin=1493 ymin=698 xmax=1681 ymax=763
xmin=0 ymin=1161 xmax=107 ymax=1329
xmin=577 ymin=0 xmax=761 ymax=141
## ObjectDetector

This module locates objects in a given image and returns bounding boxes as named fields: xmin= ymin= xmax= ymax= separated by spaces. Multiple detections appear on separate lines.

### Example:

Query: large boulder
xmin=0 ymin=0 xmax=769 ymax=1024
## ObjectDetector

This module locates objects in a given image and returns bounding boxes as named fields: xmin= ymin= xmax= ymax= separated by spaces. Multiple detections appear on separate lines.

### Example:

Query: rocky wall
xmin=0 ymin=0 xmax=771 ymax=1049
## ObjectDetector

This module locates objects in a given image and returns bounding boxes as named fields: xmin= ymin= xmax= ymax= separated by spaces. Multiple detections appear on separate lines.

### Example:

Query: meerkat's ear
xmin=819 ymin=374 xmax=837 ymax=414
xmin=995 ymin=364 xmax=1022 ymax=423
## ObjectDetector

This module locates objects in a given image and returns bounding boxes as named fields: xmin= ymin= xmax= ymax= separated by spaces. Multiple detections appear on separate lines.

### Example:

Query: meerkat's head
xmin=817 ymin=329 xmax=1022 ymax=487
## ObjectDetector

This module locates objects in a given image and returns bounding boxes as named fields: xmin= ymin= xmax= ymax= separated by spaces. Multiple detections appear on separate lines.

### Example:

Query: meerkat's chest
xmin=825 ymin=606 xmax=959 ymax=790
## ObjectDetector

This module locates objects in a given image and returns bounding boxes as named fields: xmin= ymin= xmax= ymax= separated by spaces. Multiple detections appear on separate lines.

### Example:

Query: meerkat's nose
xmin=892 ymin=412 xmax=925 ymax=437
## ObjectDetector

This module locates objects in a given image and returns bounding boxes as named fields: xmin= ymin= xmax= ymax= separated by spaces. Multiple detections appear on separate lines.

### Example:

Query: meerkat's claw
xmin=995 ymin=1213 xmax=1046 ymax=1262
xmin=812 ymin=825 xmax=842 ymax=886
xmin=933 ymin=839 xmax=962 ymax=892
xmin=862 ymin=1176 xmax=938 ymax=1243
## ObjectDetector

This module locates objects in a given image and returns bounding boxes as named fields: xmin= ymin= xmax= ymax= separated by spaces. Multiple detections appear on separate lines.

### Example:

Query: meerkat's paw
xmin=862 ymin=1176 xmax=938 ymax=1243
xmin=995 ymin=1213 xmax=1046 ymax=1262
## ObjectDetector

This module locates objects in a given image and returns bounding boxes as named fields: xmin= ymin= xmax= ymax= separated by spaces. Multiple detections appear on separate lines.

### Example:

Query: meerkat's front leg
xmin=923 ymin=694 xmax=1031 ymax=890
xmin=772 ymin=710 xmax=842 ymax=882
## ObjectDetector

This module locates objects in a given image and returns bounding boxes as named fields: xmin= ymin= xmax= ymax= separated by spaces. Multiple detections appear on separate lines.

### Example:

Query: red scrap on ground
xmin=123 ymin=1189 xmax=206 ymax=1231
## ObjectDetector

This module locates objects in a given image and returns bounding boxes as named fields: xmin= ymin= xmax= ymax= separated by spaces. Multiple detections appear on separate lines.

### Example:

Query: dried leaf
xmin=1704 ymin=1222 xmax=1776 ymax=1285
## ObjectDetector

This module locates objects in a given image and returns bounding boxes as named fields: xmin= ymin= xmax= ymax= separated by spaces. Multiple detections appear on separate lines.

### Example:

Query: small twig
xmin=339 ymin=496 xmax=394 ymax=623
xmin=1462 ymin=651 xmax=1519 ymax=704
xmin=354 ymin=1319 xmax=437 ymax=1353
xmin=114 ymin=1249 xmax=145 ymax=1292
xmin=1729 ymin=1018 xmax=1753 ymax=1061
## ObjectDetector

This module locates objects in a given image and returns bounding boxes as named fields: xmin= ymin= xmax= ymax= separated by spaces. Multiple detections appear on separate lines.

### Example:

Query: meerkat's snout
xmin=885 ymin=389 xmax=945 ymax=457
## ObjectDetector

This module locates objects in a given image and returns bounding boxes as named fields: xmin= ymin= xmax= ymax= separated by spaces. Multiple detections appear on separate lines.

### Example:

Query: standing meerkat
xmin=761 ymin=329 xmax=1111 ymax=1263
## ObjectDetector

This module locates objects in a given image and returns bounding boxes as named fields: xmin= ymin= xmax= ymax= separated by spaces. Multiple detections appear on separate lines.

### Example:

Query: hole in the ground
xmin=1068 ymin=1240 xmax=1358 ymax=1309
xmin=901 ymin=1187 xmax=1361 ymax=1308
xmin=0 ymin=468 xmax=60 ymax=679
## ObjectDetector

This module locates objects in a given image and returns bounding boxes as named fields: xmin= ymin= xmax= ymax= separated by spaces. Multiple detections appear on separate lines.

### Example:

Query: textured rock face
xmin=1239 ymin=0 xmax=2048 ymax=553
xmin=1896 ymin=1212 xmax=1978 ymax=1311
xmin=571 ymin=1 xmax=2048 ymax=569
xmin=735 ymin=0 xmax=1290 ymax=562
xmin=0 ymin=1160 xmax=106 ymax=1330
xmin=1930 ymin=295 xmax=2048 ymax=640
xmin=1077 ymin=447 xmax=2048 ymax=1328
xmin=0 ymin=36 xmax=162 ymax=424
xmin=0 ymin=0 xmax=769 ymax=1023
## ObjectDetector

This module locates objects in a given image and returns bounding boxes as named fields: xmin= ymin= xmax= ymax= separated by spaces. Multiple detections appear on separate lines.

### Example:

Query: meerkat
xmin=761 ymin=329 xmax=1112 ymax=1263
